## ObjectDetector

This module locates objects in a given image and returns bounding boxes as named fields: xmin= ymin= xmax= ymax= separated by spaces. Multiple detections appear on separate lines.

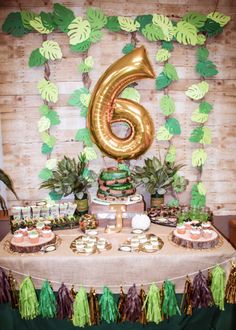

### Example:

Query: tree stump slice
xmin=171 ymin=229 xmax=219 ymax=249
xmin=10 ymin=233 xmax=56 ymax=253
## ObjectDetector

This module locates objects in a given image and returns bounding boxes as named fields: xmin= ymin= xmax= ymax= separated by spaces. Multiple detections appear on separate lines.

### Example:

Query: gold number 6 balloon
xmin=87 ymin=46 xmax=155 ymax=160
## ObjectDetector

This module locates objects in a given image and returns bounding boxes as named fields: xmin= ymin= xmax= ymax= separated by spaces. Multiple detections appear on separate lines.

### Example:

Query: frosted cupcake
xmin=190 ymin=229 xmax=201 ymax=240
xmin=202 ymin=222 xmax=211 ymax=230
xmin=36 ymin=222 xmax=45 ymax=232
xmin=202 ymin=229 xmax=213 ymax=239
xmin=42 ymin=228 xmax=52 ymax=238
xmin=20 ymin=227 xmax=28 ymax=236
xmin=184 ymin=220 xmax=192 ymax=230
xmin=176 ymin=224 xmax=186 ymax=234
xmin=13 ymin=231 xmax=23 ymax=243
xmin=28 ymin=231 xmax=39 ymax=244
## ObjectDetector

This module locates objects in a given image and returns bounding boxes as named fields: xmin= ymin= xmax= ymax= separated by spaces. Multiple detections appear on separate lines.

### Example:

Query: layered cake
xmin=97 ymin=167 xmax=136 ymax=201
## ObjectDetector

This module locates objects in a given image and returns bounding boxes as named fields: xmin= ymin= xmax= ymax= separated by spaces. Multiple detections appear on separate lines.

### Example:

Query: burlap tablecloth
xmin=0 ymin=224 xmax=235 ymax=293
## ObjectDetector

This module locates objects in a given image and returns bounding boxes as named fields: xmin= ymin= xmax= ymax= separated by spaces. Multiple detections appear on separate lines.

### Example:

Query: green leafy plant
xmin=40 ymin=153 xmax=96 ymax=200
xmin=132 ymin=157 xmax=184 ymax=196
xmin=0 ymin=169 xmax=18 ymax=213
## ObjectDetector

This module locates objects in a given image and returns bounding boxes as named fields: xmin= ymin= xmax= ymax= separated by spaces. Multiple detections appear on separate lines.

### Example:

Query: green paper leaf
xmin=152 ymin=14 xmax=174 ymax=41
xmin=70 ymin=40 xmax=91 ymax=53
xmin=156 ymin=49 xmax=171 ymax=62
xmin=38 ymin=79 xmax=58 ymax=103
xmin=39 ymin=168 xmax=53 ymax=180
xmin=52 ymin=3 xmax=75 ymax=33
xmin=192 ymin=148 xmax=207 ymax=167
xmin=182 ymin=12 xmax=207 ymax=28
xmin=207 ymin=12 xmax=230 ymax=27
xmin=118 ymin=16 xmax=140 ymax=32
xmin=45 ymin=158 xmax=57 ymax=170
xmin=68 ymin=17 xmax=91 ymax=45
xmin=75 ymin=128 xmax=93 ymax=147
xmin=49 ymin=190 xmax=63 ymax=201
xmin=156 ymin=126 xmax=173 ymax=140
xmin=135 ymin=15 xmax=153 ymax=31
xmin=185 ymin=81 xmax=209 ymax=100
xmin=28 ymin=48 xmax=47 ymax=67
xmin=41 ymin=132 xmax=56 ymax=147
xmin=191 ymin=183 xmax=206 ymax=207
xmin=105 ymin=16 xmax=121 ymax=32
xmin=122 ymin=43 xmax=135 ymax=55
xmin=30 ymin=16 xmax=53 ymax=34
xmin=155 ymin=72 xmax=172 ymax=90
xmin=197 ymin=47 xmax=209 ymax=61
xmin=39 ymin=40 xmax=62 ymax=61
xmin=199 ymin=101 xmax=213 ymax=114
xmin=197 ymin=182 xmax=207 ymax=196
xmin=160 ymin=95 xmax=175 ymax=115
xmin=20 ymin=11 xmax=37 ymax=30
xmin=120 ymin=87 xmax=140 ymax=103
xmin=196 ymin=60 xmax=218 ymax=78
xmin=78 ymin=56 xmax=94 ymax=73
xmin=38 ymin=104 xmax=50 ymax=115
xmin=174 ymin=20 xmax=198 ymax=45
xmin=45 ymin=110 xmax=60 ymax=126
xmin=40 ymin=12 xmax=56 ymax=31
xmin=164 ymin=63 xmax=179 ymax=80
xmin=165 ymin=118 xmax=181 ymax=135
xmin=191 ymin=109 xmax=209 ymax=123
xmin=196 ymin=34 xmax=206 ymax=45
xmin=167 ymin=199 xmax=179 ymax=207
xmin=200 ymin=18 xmax=223 ymax=37
xmin=165 ymin=145 xmax=176 ymax=163
xmin=41 ymin=143 xmax=53 ymax=155
xmin=142 ymin=23 xmax=164 ymax=41
xmin=38 ymin=116 xmax=51 ymax=132
xmin=80 ymin=108 xmax=88 ymax=117
xmin=162 ymin=41 xmax=174 ymax=51
xmin=80 ymin=94 xmax=90 ymax=107
xmin=86 ymin=8 xmax=107 ymax=30
xmin=200 ymin=127 xmax=212 ymax=145
xmin=68 ymin=87 xmax=90 ymax=108
xmin=84 ymin=147 xmax=97 ymax=161
xmin=189 ymin=127 xmax=204 ymax=143
xmin=89 ymin=29 xmax=103 ymax=43
xmin=2 ymin=12 xmax=30 ymax=36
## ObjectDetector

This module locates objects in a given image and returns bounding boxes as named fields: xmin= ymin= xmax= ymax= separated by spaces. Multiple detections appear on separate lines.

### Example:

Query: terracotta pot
xmin=151 ymin=193 xmax=164 ymax=208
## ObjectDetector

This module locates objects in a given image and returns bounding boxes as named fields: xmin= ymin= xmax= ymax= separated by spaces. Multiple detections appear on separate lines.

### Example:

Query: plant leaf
xmin=118 ymin=16 xmax=140 ymax=32
xmin=199 ymin=101 xmax=213 ymax=114
xmin=196 ymin=60 xmax=218 ymax=78
xmin=122 ymin=43 xmax=135 ymax=55
xmin=120 ymin=87 xmax=140 ymax=103
xmin=192 ymin=148 xmax=207 ymax=167
xmin=86 ymin=8 xmax=107 ymax=30
xmin=165 ymin=118 xmax=181 ymax=135
xmin=207 ymin=12 xmax=230 ymax=27
xmin=191 ymin=183 xmax=206 ymax=207
xmin=39 ymin=168 xmax=53 ymax=180
xmin=2 ymin=12 xmax=30 ymax=36
xmin=68 ymin=17 xmax=91 ymax=45
xmin=89 ymin=29 xmax=103 ymax=43
xmin=160 ymin=95 xmax=175 ymax=115
xmin=30 ymin=16 xmax=53 ymax=34
xmin=156 ymin=49 xmax=171 ymax=62
xmin=38 ymin=116 xmax=51 ymax=132
xmin=152 ymin=14 xmax=174 ymax=41
xmin=39 ymin=40 xmax=62 ymax=60
xmin=142 ymin=23 xmax=164 ymax=41
xmin=196 ymin=47 xmax=209 ymax=61
xmin=70 ymin=40 xmax=91 ymax=52
xmin=163 ymin=63 xmax=179 ymax=80
xmin=189 ymin=126 xmax=204 ymax=143
xmin=84 ymin=147 xmax=97 ymax=161
xmin=28 ymin=48 xmax=47 ymax=67
xmin=200 ymin=127 xmax=212 ymax=144
xmin=185 ymin=81 xmax=209 ymax=100
xmin=45 ymin=110 xmax=61 ymax=125
xmin=105 ymin=16 xmax=121 ymax=32
xmin=182 ymin=12 xmax=207 ymax=28
xmin=52 ymin=3 xmax=75 ymax=33
xmin=191 ymin=109 xmax=209 ymax=123
xmin=20 ymin=10 xmax=37 ymax=29
xmin=41 ymin=143 xmax=53 ymax=155
xmin=174 ymin=20 xmax=198 ymax=45
xmin=75 ymin=128 xmax=93 ymax=147
xmin=155 ymin=72 xmax=172 ymax=90
xmin=156 ymin=126 xmax=173 ymax=140
xmin=38 ymin=79 xmax=58 ymax=103
xmin=165 ymin=145 xmax=176 ymax=163
xmin=161 ymin=41 xmax=174 ymax=51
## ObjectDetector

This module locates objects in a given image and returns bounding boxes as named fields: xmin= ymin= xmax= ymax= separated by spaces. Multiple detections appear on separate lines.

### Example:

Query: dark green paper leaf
xmin=196 ymin=60 xmax=218 ymax=77
xmin=70 ymin=40 xmax=91 ymax=53
xmin=39 ymin=168 xmax=53 ymax=180
xmin=49 ymin=190 xmax=63 ymax=201
xmin=52 ymin=3 xmax=75 ymax=32
xmin=200 ymin=18 xmax=223 ymax=37
xmin=197 ymin=47 xmax=209 ymax=61
xmin=163 ymin=63 xmax=179 ymax=81
xmin=165 ymin=118 xmax=181 ymax=135
xmin=40 ymin=11 xmax=56 ymax=31
xmin=86 ymin=8 xmax=107 ymax=30
xmin=189 ymin=126 xmax=204 ymax=142
xmin=199 ymin=101 xmax=213 ymax=114
xmin=41 ymin=143 xmax=53 ymax=155
xmin=155 ymin=72 xmax=172 ymax=90
xmin=2 ymin=12 xmax=30 ymax=36
xmin=105 ymin=16 xmax=121 ymax=32
xmin=28 ymin=48 xmax=47 ymax=67
xmin=45 ymin=110 xmax=61 ymax=125
xmin=135 ymin=15 xmax=153 ymax=30
xmin=122 ymin=43 xmax=135 ymax=54
xmin=162 ymin=41 xmax=174 ymax=51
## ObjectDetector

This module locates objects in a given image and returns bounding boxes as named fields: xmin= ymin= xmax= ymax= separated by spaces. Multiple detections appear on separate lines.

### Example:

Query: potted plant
xmin=40 ymin=153 xmax=96 ymax=214
xmin=132 ymin=157 xmax=184 ymax=207
xmin=0 ymin=168 xmax=18 ymax=214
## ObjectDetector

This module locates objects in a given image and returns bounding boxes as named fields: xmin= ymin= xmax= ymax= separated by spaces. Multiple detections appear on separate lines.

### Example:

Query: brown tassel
xmin=117 ymin=286 xmax=126 ymax=322
xmin=88 ymin=288 xmax=100 ymax=325
xmin=225 ymin=263 xmax=236 ymax=304
xmin=8 ymin=271 xmax=19 ymax=308
xmin=180 ymin=276 xmax=193 ymax=316
xmin=70 ymin=285 xmax=77 ymax=300
xmin=139 ymin=287 xmax=147 ymax=325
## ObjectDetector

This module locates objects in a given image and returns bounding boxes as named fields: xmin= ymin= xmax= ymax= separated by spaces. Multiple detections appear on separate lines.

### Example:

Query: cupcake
xmin=42 ymin=228 xmax=52 ymax=238
xmin=28 ymin=231 xmax=39 ymax=244
xmin=20 ymin=227 xmax=28 ymax=236
xmin=176 ymin=224 xmax=186 ymax=235
xmin=13 ymin=231 xmax=23 ymax=243
xmin=202 ymin=222 xmax=211 ymax=230
xmin=190 ymin=229 xmax=201 ymax=240
xmin=184 ymin=221 xmax=192 ymax=230
xmin=202 ymin=229 xmax=213 ymax=239
xmin=36 ymin=222 xmax=45 ymax=232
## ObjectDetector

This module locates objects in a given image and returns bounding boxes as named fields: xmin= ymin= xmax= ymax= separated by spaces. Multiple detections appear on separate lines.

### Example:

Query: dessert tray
xmin=119 ymin=233 xmax=164 ymax=253
xmin=9 ymin=232 xmax=56 ymax=253
xmin=70 ymin=235 xmax=112 ymax=255
xmin=147 ymin=207 xmax=179 ymax=227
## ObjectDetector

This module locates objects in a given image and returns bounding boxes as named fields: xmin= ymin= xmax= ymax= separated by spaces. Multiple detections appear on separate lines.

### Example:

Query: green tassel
xmin=72 ymin=287 xmax=91 ymax=327
xmin=99 ymin=286 xmax=118 ymax=323
xmin=211 ymin=265 xmax=226 ymax=311
xmin=19 ymin=276 xmax=39 ymax=320
xmin=39 ymin=280 xmax=56 ymax=318
xmin=162 ymin=280 xmax=181 ymax=318
xmin=143 ymin=283 xmax=162 ymax=324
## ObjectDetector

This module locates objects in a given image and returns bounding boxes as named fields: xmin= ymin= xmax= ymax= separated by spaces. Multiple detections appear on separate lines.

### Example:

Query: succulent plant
xmin=132 ymin=157 xmax=184 ymax=196
xmin=40 ymin=153 xmax=97 ymax=200
xmin=0 ymin=169 xmax=18 ymax=213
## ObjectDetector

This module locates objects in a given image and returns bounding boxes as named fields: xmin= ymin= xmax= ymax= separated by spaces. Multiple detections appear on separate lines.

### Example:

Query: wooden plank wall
xmin=0 ymin=0 xmax=235 ymax=215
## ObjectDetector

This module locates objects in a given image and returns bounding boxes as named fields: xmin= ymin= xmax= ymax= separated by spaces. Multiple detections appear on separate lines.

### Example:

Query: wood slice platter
xmin=171 ymin=229 xmax=220 ymax=249
xmin=10 ymin=233 xmax=56 ymax=253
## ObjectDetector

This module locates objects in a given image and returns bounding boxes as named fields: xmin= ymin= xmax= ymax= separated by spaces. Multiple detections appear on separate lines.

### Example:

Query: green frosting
xmin=100 ymin=169 xmax=128 ymax=181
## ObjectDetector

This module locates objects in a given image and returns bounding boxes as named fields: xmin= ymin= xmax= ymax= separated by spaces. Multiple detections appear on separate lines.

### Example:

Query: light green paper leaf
xmin=39 ymin=168 xmax=53 ymax=180
xmin=191 ymin=183 xmax=206 ymax=207
xmin=174 ymin=20 xmax=198 ymax=46
xmin=84 ymin=55 xmax=94 ymax=68
xmin=142 ymin=23 xmax=164 ymax=41
xmin=196 ymin=34 xmax=206 ymax=45
xmin=152 ymin=14 xmax=174 ymax=41
xmin=75 ymin=128 xmax=93 ymax=147
xmin=120 ymin=87 xmax=140 ymax=103
xmin=38 ymin=116 xmax=51 ymax=133
xmin=28 ymin=48 xmax=46 ymax=67
xmin=37 ymin=79 xmax=58 ymax=103
xmin=87 ymin=8 xmax=107 ymax=30
xmin=207 ymin=12 xmax=230 ymax=27
xmin=191 ymin=109 xmax=209 ymax=123
xmin=160 ymin=95 xmax=175 ymax=115
xmin=39 ymin=40 xmax=62 ymax=60
xmin=68 ymin=17 xmax=91 ymax=45
xmin=38 ymin=104 xmax=50 ymax=115
xmin=185 ymin=81 xmax=209 ymax=100
xmin=84 ymin=147 xmax=97 ymax=161
xmin=41 ymin=132 xmax=56 ymax=147
xmin=118 ymin=16 xmax=140 ymax=32
xmin=68 ymin=87 xmax=90 ymax=110
xmin=200 ymin=126 xmax=212 ymax=144
xmin=30 ymin=16 xmax=53 ymax=34
xmin=197 ymin=182 xmax=207 ymax=196
xmin=165 ymin=118 xmax=181 ymax=135
xmin=182 ymin=12 xmax=207 ymax=28
xmin=163 ymin=63 xmax=179 ymax=80
xmin=78 ymin=62 xmax=92 ymax=73
xmin=192 ymin=148 xmax=207 ymax=167
xmin=197 ymin=47 xmax=209 ymax=61
xmin=89 ymin=29 xmax=103 ymax=43
xmin=80 ymin=94 xmax=91 ymax=107
xmin=45 ymin=158 xmax=57 ymax=170
xmin=156 ymin=49 xmax=171 ymax=62
xmin=156 ymin=126 xmax=173 ymax=141
xmin=199 ymin=101 xmax=213 ymax=114
xmin=45 ymin=110 xmax=61 ymax=125
xmin=165 ymin=145 xmax=176 ymax=163
xmin=21 ymin=10 xmax=37 ymax=29
xmin=155 ymin=72 xmax=172 ymax=90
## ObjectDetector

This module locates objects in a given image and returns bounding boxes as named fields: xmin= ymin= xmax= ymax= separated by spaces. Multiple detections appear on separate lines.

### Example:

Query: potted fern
xmin=132 ymin=157 xmax=185 ymax=207
xmin=40 ymin=153 xmax=96 ymax=214
xmin=0 ymin=169 xmax=18 ymax=214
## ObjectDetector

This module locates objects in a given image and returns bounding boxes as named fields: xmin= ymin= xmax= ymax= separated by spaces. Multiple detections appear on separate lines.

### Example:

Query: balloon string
xmin=0 ymin=257 xmax=234 ymax=289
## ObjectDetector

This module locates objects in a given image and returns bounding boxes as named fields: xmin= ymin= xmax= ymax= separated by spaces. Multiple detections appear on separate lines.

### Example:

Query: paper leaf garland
xmin=182 ymin=12 xmax=207 ymax=28
xmin=118 ymin=16 xmax=140 ymax=32
xmin=78 ymin=56 xmax=94 ymax=73
xmin=155 ymin=72 xmax=172 ymax=90
xmin=197 ymin=34 xmax=206 ymax=45
xmin=122 ymin=43 xmax=135 ymax=55
xmin=2 ymin=12 xmax=30 ymax=36
xmin=196 ymin=60 xmax=218 ymax=78
xmin=30 ymin=16 xmax=53 ymax=34
xmin=29 ymin=49 xmax=47 ymax=67
xmin=41 ymin=132 xmax=56 ymax=147
xmin=162 ymin=41 xmax=174 ymax=51
xmin=70 ymin=40 xmax=91 ymax=53
xmin=189 ymin=127 xmax=204 ymax=143
xmin=39 ymin=41 xmax=62 ymax=60
xmin=89 ymin=29 xmax=103 ymax=43
xmin=46 ymin=110 xmax=60 ymax=125
xmin=156 ymin=49 xmax=171 ymax=62
xmin=87 ymin=8 xmax=107 ymax=30
xmin=41 ymin=143 xmax=53 ymax=155
xmin=165 ymin=145 xmax=176 ymax=163
xmin=152 ymin=14 xmax=174 ymax=41
xmin=120 ymin=87 xmax=140 ymax=103
xmin=45 ymin=158 xmax=57 ymax=170
xmin=68 ymin=17 xmax=91 ymax=45
xmin=165 ymin=118 xmax=181 ymax=135
xmin=21 ymin=11 xmax=37 ymax=30
xmin=197 ymin=47 xmax=209 ymax=61
xmin=68 ymin=87 xmax=90 ymax=116
xmin=207 ymin=12 xmax=230 ymax=27
xmin=53 ymin=3 xmax=75 ymax=33
xmin=105 ymin=16 xmax=121 ymax=32
xmin=200 ymin=127 xmax=212 ymax=144
xmin=201 ymin=19 xmax=223 ymax=37
xmin=38 ymin=79 xmax=58 ymax=103
xmin=142 ymin=23 xmax=164 ymax=41
xmin=163 ymin=63 xmax=179 ymax=81
xmin=185 ymin=81 xmax=209 ymax=100
xmin=199 ymin=101 xmax=213 ymax=114
xmin=84 ymin=147 xmax=97 ymax=161
xmin=40 ymin=12 xmax=56 ymax=31
xmin=38 ymin=116 xmax=51 ymax=132
xmin=192 ymin=148 xmax=207 ymax=167
xmin=174 ymin=21 xmax=198 ymax=46
xmin=39 ymin=168 xmax=53 ymax=180
xmin=191 ymin=109 xmax=209 ymax=123
xmin=156 ymin=126 xmax=173 ymax=141
xmin=75 ymin=128 xmax=93 ymax=147
xmin=197 ymin=182 xmax=207 ymax=195
xmin=191 ymin=183 xmax=206 ymax=207
xmin=160 ymin=95 xmax=175 ymax=116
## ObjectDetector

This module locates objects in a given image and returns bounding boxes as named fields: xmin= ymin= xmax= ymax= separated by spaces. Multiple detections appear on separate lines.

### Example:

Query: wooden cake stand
xmin=171 ymin=229 xmax=220 ymax=249
xmin=10 ymin=233 xmax=56 ymax=253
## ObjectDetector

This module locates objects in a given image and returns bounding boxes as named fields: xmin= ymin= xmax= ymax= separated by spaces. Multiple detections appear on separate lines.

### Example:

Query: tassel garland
xmin=57 ymin=283 xmax=73 ymax=320
xmin=225 ymin=263 xmax=236 ymax=304
xmin=88 ymin=288 xmax=100 ymax=325
xmin=162 ymin=280 xmax=181 ymax=318
xmin=39 ymin=280 xmax=57 ymax=318
xmin=99 ymin=286 xmax=118 ymax=323
xmin=72 ymin=287 xmax=91 ymax=327
xmin=180 ymin=276 xmax=193 ymax=315
xmin=0 ymin=267 xmax=11 ymax=304
xmin=192 ymin=271 xmax=213 ymax=309
xmin=139 ymin=287 xmax=147 ymax=325
xmin=117 ymin=286 xmax=126 ymax=322
xmin=211 ymin=265 xmax=226 ymax=311
xmin=8 ymin=271 xmax=19 ymax=309
xmin=143 ymin=283 xmax=162 ymax=324
xmin=123 ymin=284 xmax=141 ymax=322
xmin=18 ymin=276 xmax=39 ymax=320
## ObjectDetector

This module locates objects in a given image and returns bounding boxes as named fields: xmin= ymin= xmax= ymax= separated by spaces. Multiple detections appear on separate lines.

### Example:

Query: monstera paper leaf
xmin=118 ymin=16 xmax=140 ymax=32
xmin=191 ymin=109 xmax=209 ymax=123
xmin=38 ymin=116 xmax=51 ymax=133
xmin=165 ymin=145 xmax=176 ymax=163
xmin=197 ymin=34 xmax=206 ymax=45
xmin=142 ymin=23 xmax=164 ymax=41
xmin=192 ymin=148 xmax=207 ymax=167
xmin=165 ymin=118 xmax=181 ymax=135
xmin=164 ymin=63 xmax=179 ymax=80
xmin=2 ymin=12 xmax=30 ymax=36
xmin=160 ymin=95 xmax=175 ymax=115
xmin=182 ymin=12 xmax=207 ymax=28
xmin=75 ymin=128 xmax=93 ymax=147
xmin=39 ymin=40 xmax=62 ymax=60
xmin=152 ymin=14 xmax=174 ymax=41
xmin=156 ymin=126 xmax=173 ymax=140
xmin=196 ymin=60 xmax=218 ymax=77
xmin=120 ymin=87 xmax=140 ymax=103
xmin=87 ymin=8 xmax=107 ymax=30
xmin=41 ymin=132 xmax=56 ymax=147
xmin=156 ymin=49 xmax=171 ymax=62
xmin=53 ymin=3 xmax=75 ymax=33
xmin=174 ymin=21 xmax=198 ymax=45
xmin=68 ymin=17 xmax=91 ymax=45
xmin=191 ymin=183 xmax=206 ymax=207
xmin=84 ymin=147 xmax=97 ymax=161
xmin=189 ymin=126 xmax=204 ymax=143
xmin=38 ymin=79 xmax=58 ymax=103
xmin=185 ymin=81 xmax=209 ymax=100
xmin=207 ymin=12 xmax=230 ymax=27
xmin=90 ymin=30 xmax=103 ymax=43
xmin=30 ymin=16 xmax=53 ymax=34
xmin=29 ymin=48 xmax=47 ymax=67
xmin=21 ymin=10 xmax=37 ymax=29
xmin=200 ymin=127 xmax=212 ymax=144
xmin=199 ymin=101 xmax=213 ymax=114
